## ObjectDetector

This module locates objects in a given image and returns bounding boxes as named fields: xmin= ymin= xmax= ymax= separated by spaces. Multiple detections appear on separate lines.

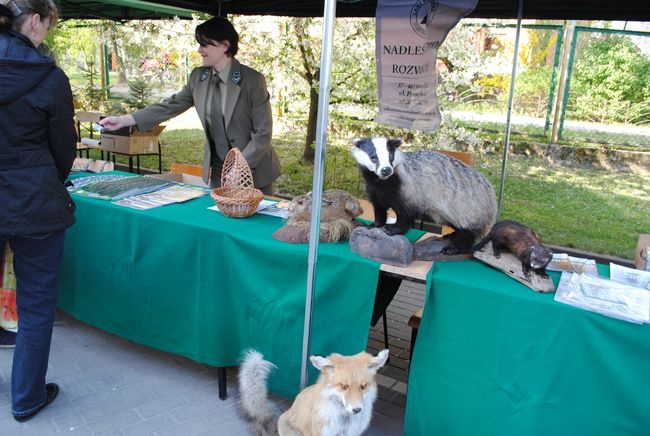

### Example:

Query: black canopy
xmin=60 ymin=0 xmax=650 ymax=21
xmin=60 ymin=0 xmax=196 ymax=19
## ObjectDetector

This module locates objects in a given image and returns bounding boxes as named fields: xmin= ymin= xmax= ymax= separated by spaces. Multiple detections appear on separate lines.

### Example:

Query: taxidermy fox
xmin=238 ymin=348 xmax=389 ymax=436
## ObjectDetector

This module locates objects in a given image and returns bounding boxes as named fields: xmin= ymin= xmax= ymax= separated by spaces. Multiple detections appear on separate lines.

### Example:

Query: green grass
xmin=85 ymin=121 xmax=648 ymax=261
xmin=479 ymin=155 xmax=648 ymax=260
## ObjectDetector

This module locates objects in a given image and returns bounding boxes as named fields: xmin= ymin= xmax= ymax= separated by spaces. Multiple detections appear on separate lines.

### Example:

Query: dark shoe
xmin=13 ymin=383 xmax=59 ymax=423
xmin=0 ymin=329 xmax=16 ymax=349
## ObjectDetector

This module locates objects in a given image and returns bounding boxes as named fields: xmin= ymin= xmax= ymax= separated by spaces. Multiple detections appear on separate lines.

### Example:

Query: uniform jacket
xmin=0 ymin=30 xmax=77 ymax=236
xmin=132 ymin=58 xmax=281 ymax=187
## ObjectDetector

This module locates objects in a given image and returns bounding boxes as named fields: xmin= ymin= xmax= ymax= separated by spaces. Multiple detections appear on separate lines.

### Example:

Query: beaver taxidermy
xmin=272 ymin=189 xmax=363 ymax=244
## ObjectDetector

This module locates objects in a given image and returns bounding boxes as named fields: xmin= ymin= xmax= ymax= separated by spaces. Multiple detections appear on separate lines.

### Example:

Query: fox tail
xmin=238 ymin=349 xmax=280 ymax=436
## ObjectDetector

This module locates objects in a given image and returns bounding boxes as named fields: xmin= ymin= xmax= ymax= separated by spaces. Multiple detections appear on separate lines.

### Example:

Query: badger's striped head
xmin=351 ymin=137 xmax=403 ymax=180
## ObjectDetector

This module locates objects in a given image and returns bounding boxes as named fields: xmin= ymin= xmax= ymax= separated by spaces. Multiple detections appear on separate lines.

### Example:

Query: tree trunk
xmin=303 ymin=86 xmax=319 ymax=162
xmin=109 ymin=28 xmax=127 ymax=84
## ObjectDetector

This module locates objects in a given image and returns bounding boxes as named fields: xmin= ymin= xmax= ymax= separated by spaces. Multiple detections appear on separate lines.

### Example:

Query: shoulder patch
xmin=232 ymin=71 xmax=241 ymax=85
xmin=200 ymin=70 xmax=210 ymax=81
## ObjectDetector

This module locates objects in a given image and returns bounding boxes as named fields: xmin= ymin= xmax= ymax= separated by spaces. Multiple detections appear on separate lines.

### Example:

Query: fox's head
xmin=310 ymin=349 xmax=389 ymax=415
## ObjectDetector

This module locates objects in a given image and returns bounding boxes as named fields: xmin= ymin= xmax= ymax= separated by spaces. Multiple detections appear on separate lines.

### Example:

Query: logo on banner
xmin=410 ymin=0 xmax=439 ymax=38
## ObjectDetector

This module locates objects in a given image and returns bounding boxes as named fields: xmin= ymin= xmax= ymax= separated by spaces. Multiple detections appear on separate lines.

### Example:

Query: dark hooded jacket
xmin=0 ymin=30 xmax=77 ymax=236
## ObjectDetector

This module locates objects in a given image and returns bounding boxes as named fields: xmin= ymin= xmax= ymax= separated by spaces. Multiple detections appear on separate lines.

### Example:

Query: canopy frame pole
xmin=300 ymin=0 xmax=337 ymax=390
xmin=497 ymin=0 xmax=524 ymax=219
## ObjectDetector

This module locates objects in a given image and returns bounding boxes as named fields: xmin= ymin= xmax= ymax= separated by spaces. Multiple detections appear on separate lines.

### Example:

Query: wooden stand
xmin=635 ymin=234 xmax=650 ymax=270
xmin=473 ymin=242 xmax=555 ymax=293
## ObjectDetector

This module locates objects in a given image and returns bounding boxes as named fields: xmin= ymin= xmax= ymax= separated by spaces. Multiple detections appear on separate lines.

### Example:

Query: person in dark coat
xmin=0 ymin=0 xmax=77 ymax=422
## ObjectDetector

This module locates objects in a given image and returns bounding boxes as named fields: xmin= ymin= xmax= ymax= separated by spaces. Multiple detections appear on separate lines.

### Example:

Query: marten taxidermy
xmin=474 ymin=220 xmax=553 ymax=278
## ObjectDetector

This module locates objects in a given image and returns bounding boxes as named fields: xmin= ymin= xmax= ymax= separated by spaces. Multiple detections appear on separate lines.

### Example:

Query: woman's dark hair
xmin=0 ymin=0 xmax=59 ymax=32
xmin=195 ymin=16 xmax=239 ymax=57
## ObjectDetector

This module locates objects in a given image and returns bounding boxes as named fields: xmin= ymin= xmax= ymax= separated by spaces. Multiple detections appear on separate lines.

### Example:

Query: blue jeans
xmin=0 ymin=230 xmax=65 ymax=417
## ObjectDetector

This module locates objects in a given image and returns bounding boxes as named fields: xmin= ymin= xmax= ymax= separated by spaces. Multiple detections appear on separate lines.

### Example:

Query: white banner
xmin=375 ymin=0 xmax=477 ymax=130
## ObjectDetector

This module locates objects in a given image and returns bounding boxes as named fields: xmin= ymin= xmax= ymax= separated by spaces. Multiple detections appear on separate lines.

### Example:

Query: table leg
xmin=382 ymin=312 xmax=389 ymax=351
xmin=157 ymin=143 xmax=162 ymax=174
xmin=218 ymin=367 xmax=227 ymax=400
xmin=371 ymin=273 xmax=402 ymax=357
xmin=409 ymin=327 xmax=418 ymax=365
xmin=371 ymin=273 xmax=402 ymax=326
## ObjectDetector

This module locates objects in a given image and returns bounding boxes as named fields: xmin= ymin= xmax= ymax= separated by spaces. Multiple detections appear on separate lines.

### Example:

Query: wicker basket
xmin=210 ymin=148 xmax=263 ymax=218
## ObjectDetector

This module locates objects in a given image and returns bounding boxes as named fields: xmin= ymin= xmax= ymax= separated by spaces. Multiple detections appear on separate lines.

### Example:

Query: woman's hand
xmin=99 ymin=115 xmax=136 ymax=131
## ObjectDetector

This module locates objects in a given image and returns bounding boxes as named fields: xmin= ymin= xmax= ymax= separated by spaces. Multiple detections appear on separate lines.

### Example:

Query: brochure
xmin=546 ymin=253 xmax=599 ymax=276
xmin=114 ymin=185 xmax=207 ymax=210
xmin=555 ymin=271 xmax=650 ymax=324
xmin=610 ymin=262 xmax=650 ymax=290
xmin=72 ymin=176 xmax=170 ymax=200
xmin=67 ymin=173 xmax=130 ymax=191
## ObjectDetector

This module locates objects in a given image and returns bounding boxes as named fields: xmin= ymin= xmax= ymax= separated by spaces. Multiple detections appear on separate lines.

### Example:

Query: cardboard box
xmin=146 ymin=172 xmax=209 ymax=188
xmin=101 ymin=125 xmax=165 ymax=155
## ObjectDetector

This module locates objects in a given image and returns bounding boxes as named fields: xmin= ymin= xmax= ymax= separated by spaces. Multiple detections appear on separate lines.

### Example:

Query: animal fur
xmin=272 ymin=189 xmax=362 ymax=243
xmin=474 ymin=220 xmax=553 ymax=278
xmin=238 ymin=350 xmax=282 ymax=435
xmin=351 ymin=137 xmax=497 ymax=254
xmin=238 ymin=348 xmax=389 ymax=436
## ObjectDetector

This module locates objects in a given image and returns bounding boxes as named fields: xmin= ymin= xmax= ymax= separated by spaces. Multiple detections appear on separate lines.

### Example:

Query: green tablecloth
xmin=58 ymin=174 xmax=385 ymax=399
xmin=405 ymin=259 xmax=650 ymax=436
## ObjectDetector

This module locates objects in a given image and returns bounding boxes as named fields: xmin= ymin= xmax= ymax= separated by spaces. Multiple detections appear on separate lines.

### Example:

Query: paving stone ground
xmin=0 ymin=280 xmax=426 ymax=435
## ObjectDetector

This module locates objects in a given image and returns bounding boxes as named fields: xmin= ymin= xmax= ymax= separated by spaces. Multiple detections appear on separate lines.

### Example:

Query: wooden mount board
xmin=635 ymin=234 xmax=650 ymax=270
xmin=473 ymin=242 xmax=555 ymax=293
xmin=412 ymin=237 xmax=473 ymax=261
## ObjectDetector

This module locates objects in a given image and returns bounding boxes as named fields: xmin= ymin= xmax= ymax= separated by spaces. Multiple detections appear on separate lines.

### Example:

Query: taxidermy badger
xmin=351 ymin=137 xmax=497 ymax=254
